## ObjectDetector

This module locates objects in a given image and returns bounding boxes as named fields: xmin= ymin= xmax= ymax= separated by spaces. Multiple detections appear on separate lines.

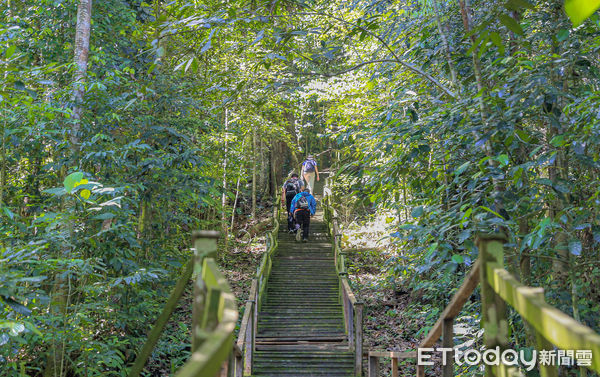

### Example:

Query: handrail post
xmin=531 ymin=289 xmax=559 ymax=377
xmin=368 ymin=355 xmax=379 ymax=377
xmin=442 ymin=317 xmax=454 ymax=377
xmin=354 ymin=302 xmax=364 ymax=376
xmin=476 ymin=234 xmax=509 ymax=377
xmin=192 ymin=230 xmax=220 ymax=352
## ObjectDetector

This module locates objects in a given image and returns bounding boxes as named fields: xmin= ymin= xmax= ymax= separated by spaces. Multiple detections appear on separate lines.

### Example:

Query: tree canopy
xmin=1 ymin=0 xmax=600 ymax=375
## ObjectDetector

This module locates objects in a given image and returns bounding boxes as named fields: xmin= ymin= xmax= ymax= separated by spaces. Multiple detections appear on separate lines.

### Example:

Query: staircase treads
xmin=255 ymin=343 xmax=350 ymax=351
xmin=254 ymin=216 xmax=354 ymax=377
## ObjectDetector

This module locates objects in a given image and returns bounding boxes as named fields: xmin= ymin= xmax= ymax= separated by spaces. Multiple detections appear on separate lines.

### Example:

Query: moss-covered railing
xmin=128 ymin=230 xmax=238 ymax=377
xmin=379 ymin=234 xmax=600 ymax=377
xmin=233 ymin=192 xmax=280 ymax=376
xmin=323 ymin=178 xmax=363 ymax=376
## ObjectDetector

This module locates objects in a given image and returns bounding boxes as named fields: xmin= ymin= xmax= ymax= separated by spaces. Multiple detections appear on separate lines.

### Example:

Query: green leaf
xmin=411 ymin=206 xmax=424 ymax=218
xmin=451 ymin=255 xmax=464 ymax=264
xmin=489 ymin=32 xmax=505 ymax=55
xmin=553 ymin=183 xmax=570 ymax=193
xmin=63 ymin=172 xmax=84 ymax=192
xmin=480 ymin=206 xmax=506 ymax=219
xmin=43 ymin=187 xmax=67 ymax=197
xmin=5 ymin=45 xmax=16 ymax=59
xmin=455 ymin=161 xmax=471 ymax=176
xmin=557 ymin=29 xmax=569 ymax=41
xmin=565 ymin=0 xmax=600 ymax=26
xmin=550 ymin=134 xmax=566 ymax=147
xmin=3 ymin=298 xmax=32 ymax=316
xmin=457 ymin=229 xmax=472 ymax=243
xmin=201 ymin=38 xmax=211 ymax=53
xmin=2 ymin=206 xmax=14 ymax=220
xmin=499 ymin=14 xmax=524 ymax=35
xmin=568 ymin=240 xmax=582 ymax=256
xmin=92 ymin=213 xmax=115 ymax=220
xmin=496 ymin=154 xmax=509 ymax=167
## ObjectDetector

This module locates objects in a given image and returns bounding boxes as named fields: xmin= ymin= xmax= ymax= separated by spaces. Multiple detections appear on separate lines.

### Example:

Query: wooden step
xmin=253 ymin=216 xmax=354 ymax=376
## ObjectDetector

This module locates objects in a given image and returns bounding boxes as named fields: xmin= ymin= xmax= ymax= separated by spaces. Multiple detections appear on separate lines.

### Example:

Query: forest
xmin=1 ymin=0 xmax=600 ymax=376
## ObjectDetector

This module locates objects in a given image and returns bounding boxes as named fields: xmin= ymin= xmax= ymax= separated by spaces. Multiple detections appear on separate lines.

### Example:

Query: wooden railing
xmin=129 ymin=230 xmax=238 ymax=377
xmin=129 ymin=195 xmax=280 ymax=377
xmin=382 ymin=234 xmax=600 ymax=377
xmin=367 ymin=350 xmax=416 ymax=377
xmin=234 ymin=193 xmax=280 ymax=376
xmin=323 ymin=178 xmax=363 ymax=376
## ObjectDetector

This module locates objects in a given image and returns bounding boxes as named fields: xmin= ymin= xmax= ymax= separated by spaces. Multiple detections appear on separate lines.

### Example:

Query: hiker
xmin=301 ymin=155 xmax=320 ymax=193
xmin=281 ymin=173 xmax=304 ymax=233
xmin=290 ymin=188 xmax=317 ymax=242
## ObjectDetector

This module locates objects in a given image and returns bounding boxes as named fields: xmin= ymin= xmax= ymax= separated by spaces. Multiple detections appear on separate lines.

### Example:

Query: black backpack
xmin=303 ymin=159 xmax=316 ymax=172
xmin=285 ymin=179 xmax=298 ymax=196
xmin=297 ymin=195 xmax=309 ymax=210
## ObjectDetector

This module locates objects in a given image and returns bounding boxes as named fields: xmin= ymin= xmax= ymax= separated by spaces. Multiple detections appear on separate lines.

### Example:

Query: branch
xmin=309 ymin=10 xmax=456 ymax=99
xmin=287 ymin=59 xmax=399 ymax=78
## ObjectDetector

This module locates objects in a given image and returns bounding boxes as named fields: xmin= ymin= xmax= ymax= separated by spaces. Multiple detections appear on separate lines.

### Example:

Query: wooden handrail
xmin=411 ymin=235 xmax=600 ymax=377
xmin=322 ymin=179 xmax=363 ymax=376
xmin=341 ymin=277 xmax=358 ymax=305
xmin=235 ymin=279 xmax=257 ymax=377
xmin=233 ymin=192 xmax=280 ymax=376
xmin=128 ymin=259 xmax=195 ymax=377
xmin=480 ymin=236 xmax=600 ymax=374
xmin=368 ymin=350 xmax=418 ymax=377
xmin=130 ymin=194 xmax=282 ymax=377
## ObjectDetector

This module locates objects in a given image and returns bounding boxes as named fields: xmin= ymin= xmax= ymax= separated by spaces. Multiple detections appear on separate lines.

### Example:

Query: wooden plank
xmin=416 ymin=364 xmax=424 ymax=377
xmin=419 ymin=259 xmax=480 ymax=348
xmin=236 ymin=279 xmax=257 ymax=349
xmin=175 ymin=299 xmax=238 ymax=377
xmin=391 ymin=357 xmax=399 ymax=377
xmin=486 ymin=263 xmax=600 ymax=373
xmin=367 ymin=351 xmax=417 ymax=359
xmin=129 ymin=259 xmax=194 ymax=377
xmin=442 ymin=317 xmax=453 ymax=377
xmin=354 ymin=302 xmax=364 ymax=376
xmin=368 ymin=356 xmax=379 ymax=377
xmin=341 ymin=278 xmax=357 ymax=305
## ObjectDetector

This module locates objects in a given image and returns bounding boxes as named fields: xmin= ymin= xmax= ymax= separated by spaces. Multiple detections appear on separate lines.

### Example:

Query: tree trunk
xmin=221 ymin=108 xmax=229 ymax=253
xmin=71 ymin=0 xmax=92 ymax=151
xmin=432 ymin=0 xmax=458 ymax=90
xmin=45 ymin=3 xmax=92 ymax=376
xmin=252 ymin=126 xmax=257 ymax=218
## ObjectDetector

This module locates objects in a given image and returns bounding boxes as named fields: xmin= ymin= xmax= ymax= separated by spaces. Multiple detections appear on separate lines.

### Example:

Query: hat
xmin=307 ymin=154 xmax=313 ymax=159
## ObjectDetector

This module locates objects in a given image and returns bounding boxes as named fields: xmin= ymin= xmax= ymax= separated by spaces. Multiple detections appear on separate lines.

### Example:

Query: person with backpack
xmin=281 ymin=173 xmax=304 ymax=232
xmin=290 ymin=188 xmax=317 ymax=242
xmin=301 ymin=155 xmax=320 ymax=193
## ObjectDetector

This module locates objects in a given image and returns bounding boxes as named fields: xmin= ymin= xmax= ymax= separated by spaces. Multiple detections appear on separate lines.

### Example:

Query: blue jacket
xmin=290 ymin=191 xmax=317 ymax=215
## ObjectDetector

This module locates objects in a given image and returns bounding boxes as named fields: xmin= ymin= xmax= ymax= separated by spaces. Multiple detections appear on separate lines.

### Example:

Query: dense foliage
xmin=1 ymin=0 xmax=599 ymax=375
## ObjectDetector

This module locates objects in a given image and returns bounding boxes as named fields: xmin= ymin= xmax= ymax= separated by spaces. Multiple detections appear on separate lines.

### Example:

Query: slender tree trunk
xmin=46 ymin=3 xmax=92 ymax=376
xmin=71 ymin=0 xmax=92 ymax=151
xmin=221 ymin=108 xmax=229 ymax=253
xmin=458 ymin=0 xmax=508 ymax=223
xmin=230 ymin=137 xmax=247 ymax=230
xmin=252 ymin=126 xmax=257 ymax=218
xmin=0 ymin=116 xmax=5 ymax=207
xmin=432 ymin=0 xmax=458 ymax=90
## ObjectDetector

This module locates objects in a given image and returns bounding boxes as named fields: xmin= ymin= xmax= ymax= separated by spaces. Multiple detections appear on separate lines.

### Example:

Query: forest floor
xmin=344 ymin=216 xmax=444 ymax=376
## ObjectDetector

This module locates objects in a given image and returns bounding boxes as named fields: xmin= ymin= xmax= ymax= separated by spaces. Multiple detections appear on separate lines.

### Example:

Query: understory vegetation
xmin=2 ymin=0 xmax=600 ymax=376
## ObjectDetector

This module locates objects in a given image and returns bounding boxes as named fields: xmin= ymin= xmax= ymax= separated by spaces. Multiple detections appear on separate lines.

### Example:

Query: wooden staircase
xmin=253 ymin=213 xmax=356 ymax=376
